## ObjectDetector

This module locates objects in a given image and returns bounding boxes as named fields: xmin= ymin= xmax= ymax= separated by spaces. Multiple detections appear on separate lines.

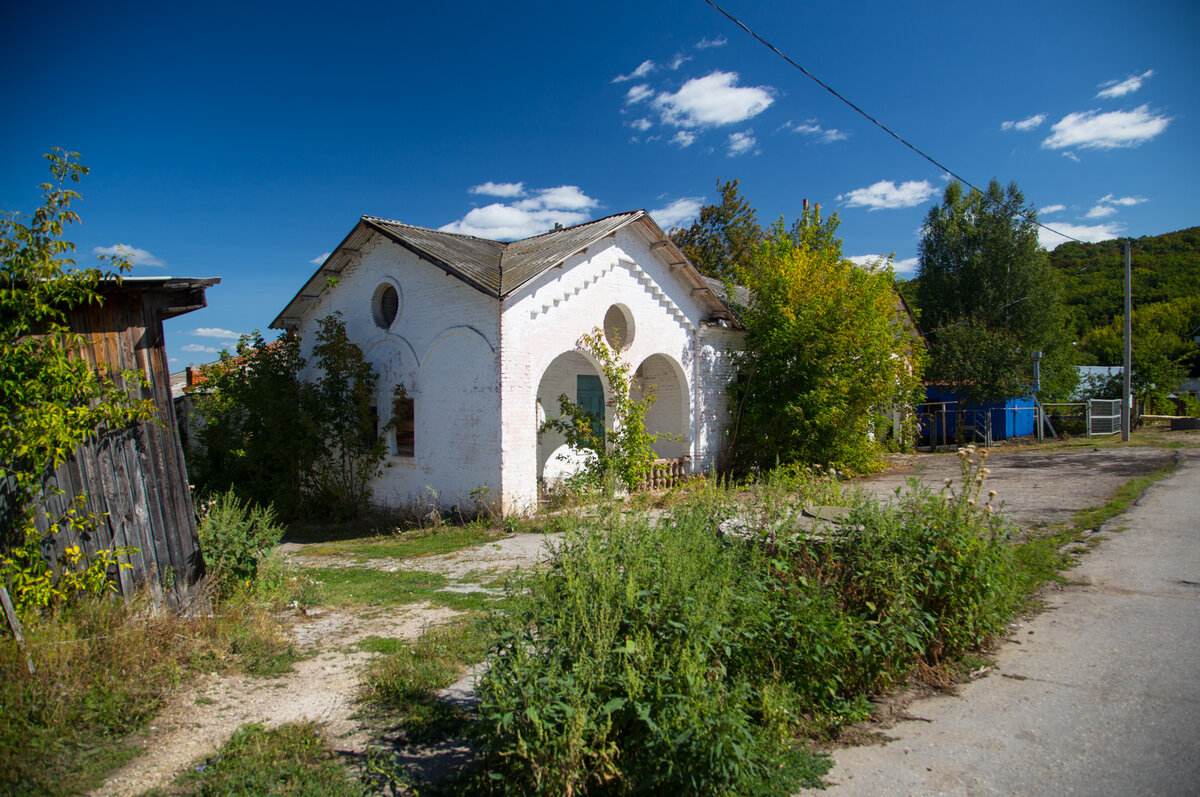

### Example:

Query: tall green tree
xmin=1 ymin=151 xmax=155 ymax=613
xmin=190 ymin=330 xmax=312 ymax=519
xmin=917 ymin=179 xmax=1076 ymax=402
xmin=669 ymin=179 xmax=763 ymax=280
xmin=728 ymin=207 xmax=924 ymax=472
xmin=191 ymin=314 xmax=387 ymax=520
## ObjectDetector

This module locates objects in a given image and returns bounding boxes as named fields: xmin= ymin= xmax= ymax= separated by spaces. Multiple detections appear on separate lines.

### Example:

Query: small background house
xmin=272 ymin=211 xmax=742 ymax=515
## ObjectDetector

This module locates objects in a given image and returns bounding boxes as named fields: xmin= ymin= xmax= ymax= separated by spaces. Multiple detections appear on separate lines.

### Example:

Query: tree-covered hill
xmin=1050 ymin=226 xmax=1200 ymax=336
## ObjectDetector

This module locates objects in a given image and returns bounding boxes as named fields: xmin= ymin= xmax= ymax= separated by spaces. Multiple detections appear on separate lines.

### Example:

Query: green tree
xmin=302 ymin=313 xmax=388 ymax=519
xmin=669 ymin=179 xmax=763 ymax=280
xmin=728 ymin=207 xmax=924 ymax=473
xmin=916 ymin=179 xmax=1076 ymax=406
xmin=1 ymin=151 xmax=155 ymax=614
xmin=191 ymin=314 xmax=387 ymax=520
xmin=1078 ymin=295 xmax=1200 ymax=411
xmin=190 ymin=330 xmax=312 ymax=518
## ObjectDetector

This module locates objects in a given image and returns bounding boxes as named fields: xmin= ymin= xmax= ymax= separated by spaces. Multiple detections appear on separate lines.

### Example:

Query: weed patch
xmin=473 ymin=451 xmax=1029 ymax=794
xmin=168 ymin=722 xmax=364 ymax=796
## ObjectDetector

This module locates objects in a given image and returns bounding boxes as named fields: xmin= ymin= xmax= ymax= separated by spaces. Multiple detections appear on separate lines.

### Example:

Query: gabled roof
xmin=272 ymin=210 xmax=736 ymax=329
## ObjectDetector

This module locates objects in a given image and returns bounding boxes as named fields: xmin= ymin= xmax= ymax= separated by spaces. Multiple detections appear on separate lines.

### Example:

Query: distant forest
xmin=1049 ymin=225 xmax=1200 ymax=337
xmin=899 ymin=225 xmax=1200 ymax=384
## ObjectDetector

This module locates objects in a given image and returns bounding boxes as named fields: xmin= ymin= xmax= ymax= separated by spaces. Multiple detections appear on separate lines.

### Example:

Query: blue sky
xmin=2 ymin=0 xmax=1196 ymax=367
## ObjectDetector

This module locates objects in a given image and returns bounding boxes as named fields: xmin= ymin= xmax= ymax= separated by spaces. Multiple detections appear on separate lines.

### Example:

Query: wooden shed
xmin=34 ymin=276 xmax=219 ymax=603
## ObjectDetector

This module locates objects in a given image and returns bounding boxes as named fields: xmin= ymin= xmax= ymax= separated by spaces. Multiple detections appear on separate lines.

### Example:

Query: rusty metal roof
xmin=272 ymin=210 xmax=737 ymax=329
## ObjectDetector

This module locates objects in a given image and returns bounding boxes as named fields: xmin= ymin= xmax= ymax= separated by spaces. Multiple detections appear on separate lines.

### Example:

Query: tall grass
xmin=0 ymin=591 xmax=297 ymax=796
xmin=474 ymin=449 xmax=1026 ymax=795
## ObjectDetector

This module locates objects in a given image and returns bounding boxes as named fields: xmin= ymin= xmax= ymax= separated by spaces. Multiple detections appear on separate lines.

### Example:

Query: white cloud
xmin=1096 ymin=69 xmax=1153 ymax=99
xmin=1098 ymin=193 xmax=1147 ymax=207
xmin=629 ymin=118 xmax=653 ymax=131
xmin=1085 ymin=204 xmax=1118 ymax=219
xmin=1042 ymin=104 xmax=1171 ymax=150
xmin=837 ymin=180 xmax=936 ymax=211
xmin=695 ymin=36 xmax=727 ymax=49
xmin=440 ymin=185 xmax=601 ymax=240
xmin=653 ymin=70 xmax=774 ymax=128
xmin=650 ymin=197 xmax=704 ymax=230
xmin=1040 ymin=204 xmax=1066 ymax=214
xmin=668 ymin=52 xmax=692 ymax=70
xmin=470 ymin=181 xmax=525 ymax=198
xmin=181 ymin=343 xmax=220 ymax=354
xmin=670 ymin=130 xmax=697 ymax=147
xmin=309 ymin=251 xmax=331 ymax=265
xmin=625 ymin=84 xmax=654 ymax=104
xmin=92 ymin=243 xmax=166 ymax=267
xmin=514 ymin=185 xmax=597 ymax=212
xmin=726 ymin=130 xmax=758 ymax=157
xmin=1062 ymin=151 xmax=1081 ymax=162
xmin=1083 ymin=192 xmax=1148 ymax=219
xmin=192 ymin=327 xmax=240 ymax=339
xmin=1039 ymin=222 xmax=1121 ymax=249
xmin=786 ymin=119 xmax=848 ymax=143
xmin=613 ymin=60 xmax=655 ymax=83
xmin=849 ymin=255 xmax=918 ymax=277
xmin=1001 ymin=114 xmax=1046 ymax=132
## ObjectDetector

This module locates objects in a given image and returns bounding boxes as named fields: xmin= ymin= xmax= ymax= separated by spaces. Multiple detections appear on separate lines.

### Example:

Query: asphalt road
xmin=806 ymin=449 xmax=1200 ymax=796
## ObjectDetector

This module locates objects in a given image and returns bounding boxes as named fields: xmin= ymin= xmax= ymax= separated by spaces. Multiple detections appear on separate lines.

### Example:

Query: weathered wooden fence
xmin=4 ymin=278 xmax=218 ymax=604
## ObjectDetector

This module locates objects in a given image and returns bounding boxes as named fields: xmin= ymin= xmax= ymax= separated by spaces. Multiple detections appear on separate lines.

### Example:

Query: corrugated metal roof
xmin=499 ymin=211 xmax=643 ymax=295
xmin=364 ymin=217 xmax=507 ymax=295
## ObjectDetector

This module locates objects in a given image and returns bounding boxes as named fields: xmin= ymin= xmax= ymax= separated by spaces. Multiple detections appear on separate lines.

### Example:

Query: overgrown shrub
xmin=190 ymin=314 xmax=388 ymax=521
xmin=476 ymin=506 xmax=827 ymax=795
xmin=477 ymin=451 xmax=1023 ymax=794
xmin=197 ymin=491 xmax=285 ymax=597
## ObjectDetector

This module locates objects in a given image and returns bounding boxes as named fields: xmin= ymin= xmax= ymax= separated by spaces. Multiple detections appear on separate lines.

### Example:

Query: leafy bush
xmin=476 ymin=451 xmax=1023 ymax=793
xmin=476 ymin=505 xmax=828 ymax=795
xmin=197 ymin=491 xmax=285 ymax=596
xmin=190 ymin=314 xmax=388 ymax=522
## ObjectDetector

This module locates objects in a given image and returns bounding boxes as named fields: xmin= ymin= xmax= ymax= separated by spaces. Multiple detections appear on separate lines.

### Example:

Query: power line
xmin=703 ymin=0 xmax=1086 ymax=246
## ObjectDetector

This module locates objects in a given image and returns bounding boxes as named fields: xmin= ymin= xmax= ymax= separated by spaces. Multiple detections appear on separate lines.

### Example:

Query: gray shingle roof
xmin=272 ymin=210 xmax=737 ymax=329
xmin=364 ymin=211 xmax=643 ymax=297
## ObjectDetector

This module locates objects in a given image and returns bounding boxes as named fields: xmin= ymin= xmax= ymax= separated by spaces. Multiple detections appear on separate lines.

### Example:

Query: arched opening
xmin=634 ymin=354 xmax=689 ymax=459
xmin=536 ymin=350 xmax=606 ymax=485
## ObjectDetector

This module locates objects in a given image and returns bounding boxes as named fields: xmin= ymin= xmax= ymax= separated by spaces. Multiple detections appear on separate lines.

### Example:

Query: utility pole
xmin=1122 ymin=239 xmax=1132 ymax=442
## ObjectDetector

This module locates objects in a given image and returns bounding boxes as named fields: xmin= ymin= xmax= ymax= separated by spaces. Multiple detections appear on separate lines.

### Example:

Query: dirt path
xmin=89 ymin=533 xmax=560 ymax=797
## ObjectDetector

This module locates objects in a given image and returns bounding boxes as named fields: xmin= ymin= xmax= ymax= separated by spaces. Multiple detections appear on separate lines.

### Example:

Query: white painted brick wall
xmin=293 ymin=236 xmax=502 ymax=514
xmin=287 ymin=220 xmax=746 ymax=516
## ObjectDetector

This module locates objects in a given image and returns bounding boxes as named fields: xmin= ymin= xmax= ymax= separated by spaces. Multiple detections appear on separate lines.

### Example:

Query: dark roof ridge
xmin=361 ymin=215 xmax=511 ymax=248
xmin=512 ymin=209 xmax=644 ymax=243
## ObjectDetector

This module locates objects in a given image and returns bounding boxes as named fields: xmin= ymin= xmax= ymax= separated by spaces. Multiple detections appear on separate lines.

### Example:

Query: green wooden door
xmin=577 ymin=374 xmax=605 ymax=442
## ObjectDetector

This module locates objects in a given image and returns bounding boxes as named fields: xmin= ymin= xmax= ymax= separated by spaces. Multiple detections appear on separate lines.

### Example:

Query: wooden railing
xmin=639 ymin=457 xmax=690 ymax=491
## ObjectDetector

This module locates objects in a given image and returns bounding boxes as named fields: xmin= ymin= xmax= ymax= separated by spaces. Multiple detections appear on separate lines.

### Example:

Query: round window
xmin=603 ymin=304 xmax=634 ymax=349
xmin=372 ymin=283 xmax=399 ymax=329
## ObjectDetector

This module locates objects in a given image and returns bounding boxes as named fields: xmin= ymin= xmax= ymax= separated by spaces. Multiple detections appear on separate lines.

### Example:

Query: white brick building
xmin=272 ymin=211 xmax=743 ymax=515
